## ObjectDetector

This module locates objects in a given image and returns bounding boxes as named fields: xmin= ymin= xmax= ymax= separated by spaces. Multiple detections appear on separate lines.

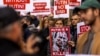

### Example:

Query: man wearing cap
xmin=76 ymin=0 xmax=100 ymax=54
xmin=0 ymin=6 xmax=39 ymax=56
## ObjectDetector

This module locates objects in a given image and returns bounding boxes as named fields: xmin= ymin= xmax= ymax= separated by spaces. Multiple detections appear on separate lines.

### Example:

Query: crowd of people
xmin=0 ymin=0 xmax=100 ymax=56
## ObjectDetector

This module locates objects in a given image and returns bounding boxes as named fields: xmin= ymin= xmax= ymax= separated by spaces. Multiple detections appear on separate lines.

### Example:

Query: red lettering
xmin=7 ymin=4 xmax=25 ymax=9
xmin=35 ymin=6 xmax=45 ymax=10
xmin=56 ymin=9 xmax=67 ymax=15
xmin=33 ymin=8 xmax=49 ymax=13
xmin=57 ymin=5 xmax=65 ymax=10
xmin=80 ymin=26 xmax=89 ymax=32
xmin=55 ymin=1 xmax=68 ymax=5
xmin=53 ymin=52 xmax=65 ymax=56
xmin=69 ymin=0 xmax=77 ymax=2
xmin=34 ymin=2 xmax=47 ymax=7
xmin=4 ymin=0 xmax=30 ymax=4
xmin=69 ymin=2 xmax=80 ymax=6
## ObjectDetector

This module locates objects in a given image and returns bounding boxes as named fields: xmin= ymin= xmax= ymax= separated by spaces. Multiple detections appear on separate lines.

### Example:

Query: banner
xmin=77 ymin=22 xmax=90 ymax=36
xmin=69 ymin=0 xmax=81 ymax=9
xmin=0 ymin=0 xmax=51 ymax=15
xmin=54 ymin=0 xmax=69 ymax=18
xmin=50 ymin=27 xmax=71 ymax=56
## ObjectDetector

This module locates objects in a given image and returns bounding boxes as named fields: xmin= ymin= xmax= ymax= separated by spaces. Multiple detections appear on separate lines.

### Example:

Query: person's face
xmin=56 ymin=36 xmax=67 ymax=47
xmin=71 ymin=15 xmax=80 ymax=26
xmin=49 ymin=20 xmax=54 ymax=27
xmin=55 ymin=20 xmax=63 ymax=28
xmin=81 ymin=8 xmax=95 ymax=25
xmin=44 ymin=20 xmax=49 ymax=28
xmin=55 ymin=32 xmax=68 ymax=47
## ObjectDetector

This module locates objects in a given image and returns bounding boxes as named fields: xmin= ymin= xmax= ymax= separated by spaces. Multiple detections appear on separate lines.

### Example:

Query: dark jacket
xmin=70 ymin=26 xmax=77 ymax=54
xmin=0 ymin=38 xmax=21 ymax=56
xmin=0 ymin=38 xmax=39 ymax=56
xmin=70 ymin=26 xmax=77 ymax=44
xmin=39 ymin=27 xmax=50 ymax=56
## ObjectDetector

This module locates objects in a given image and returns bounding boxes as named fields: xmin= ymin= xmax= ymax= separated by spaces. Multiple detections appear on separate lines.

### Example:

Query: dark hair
xmin=82 ymin=0 xmax=86 ymax=3
xmin=42 ymin=19 xmax=49 ymax=29
xmin=72 ymin=13 xmax=80 ymax=17
xmin=71 ymin=13 xmax=80 ymax=21
xmin=73 ymin=7 xmax=81 ymax=14
xmin=55 ymin=18 xmax=65 ymax=25
xmin=48 ymin=17 xmax=54 ymax=21
xmin=27 ymin=12 xmax=30 ymax=15
xmin=97 ymin=0 xmax=100 ymax=3
xmin=0 ymin=6 xmax=20 ymax=29
xmin=43 ymin=16 xmax=48 ymax=19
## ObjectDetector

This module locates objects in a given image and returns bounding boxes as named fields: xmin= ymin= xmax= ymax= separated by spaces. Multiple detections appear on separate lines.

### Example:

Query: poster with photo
xmin=50 ymin=27 xmax=71 ymax=56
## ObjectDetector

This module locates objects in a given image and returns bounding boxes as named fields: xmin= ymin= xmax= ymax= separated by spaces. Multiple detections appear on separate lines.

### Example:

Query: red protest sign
xmin=4 ymin=0 xmax=30 ymax=4
xmin=7 ymin=4 xmax=25 ymax=9
xmin=50 ymin=27 xmax=71 ymax=56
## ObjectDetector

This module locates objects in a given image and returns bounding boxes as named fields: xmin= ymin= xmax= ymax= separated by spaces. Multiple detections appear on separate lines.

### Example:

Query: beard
xmin=88 ymin=18 xmax=96 ymax=26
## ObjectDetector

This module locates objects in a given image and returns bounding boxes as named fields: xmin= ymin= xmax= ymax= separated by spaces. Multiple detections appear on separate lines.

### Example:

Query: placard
xmin=50 ymin=27 xmax=71 ymax=56
xmin=0 ymin=0 xmax=51 ymax=15
xmin=54 ymin=0 xmax=69 ymax=18
xmin=69 ymin=0 xmax=81 ymax=9
xmin=77 ymin=22 xmax=90 ymax=36
xmin=31 ymin=0 xmax=51 ymax=15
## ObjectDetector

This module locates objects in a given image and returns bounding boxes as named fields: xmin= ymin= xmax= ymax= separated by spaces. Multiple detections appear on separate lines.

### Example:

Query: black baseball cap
xmin=0 ymin=6 xmax=21 ymax=29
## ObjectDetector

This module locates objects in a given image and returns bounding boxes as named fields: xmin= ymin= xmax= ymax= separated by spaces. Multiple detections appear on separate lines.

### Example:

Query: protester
xmin=43 ymin=16 xmax=48 ymax=20
xmin=70 ymin=0 xmax=100 ymax=54
xmin=30 ymin=16 xmax=40 ymax=27
xmin=0 ymin=6 xmax=40 ymax=56
xmin=38 ymin=18 xmax=49 ymax=56
xmin=70 ymin=14 xmax=80 ymax=54
xmin=22 ymin=16 xmax=31 ymax=30
xmin=55 ymin=19 xmax=64 ymax=28
xmin=48 ymin=17 xmax=55 ymax=27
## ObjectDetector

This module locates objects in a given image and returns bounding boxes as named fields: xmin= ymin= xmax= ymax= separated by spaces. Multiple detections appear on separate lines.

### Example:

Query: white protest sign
xmin=69 ymin=0 xmax=82 ymax=9
xmin=0 ymin=0 xmax=33 ymax=15
xmin=77 ymin=22 xmax=90 ymax=36
xmin=54 ymin=0 xmax=69 ymax=18
xmin=0 ymin=0 xmax=51 ymax=16
xmin=31 ymin=0 xmax=51 ymax=15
